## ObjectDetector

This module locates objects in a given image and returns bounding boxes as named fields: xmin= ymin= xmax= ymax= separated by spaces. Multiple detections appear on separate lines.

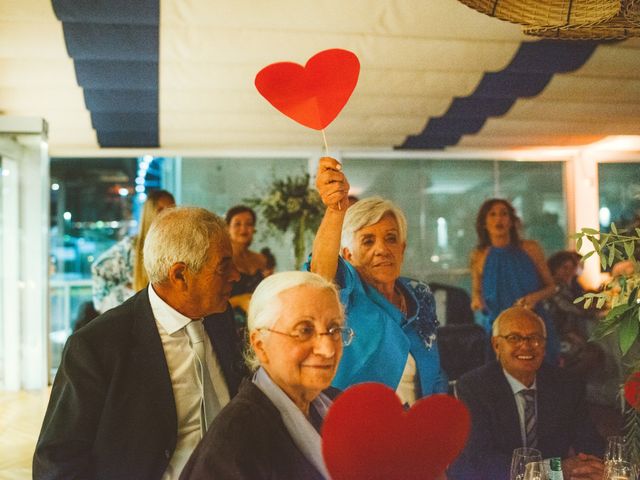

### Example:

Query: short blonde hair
xmin=492 ymin=306 xmax=546 ymax=338
xmin=245 ymin=271 xmax=343 ymax=371
xmin=340 ymin=196 xmax=407 ymax=252
xmin=133 ymin=190 xmax=175 ymax=291
xmin=143 ymin=207 xmax=228 ymax=284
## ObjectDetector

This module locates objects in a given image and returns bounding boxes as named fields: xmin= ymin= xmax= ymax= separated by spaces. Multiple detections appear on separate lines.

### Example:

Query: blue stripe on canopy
xmin=51 ymin=0 xmax=159 ymax=148
xmin=399 ymin=40 xmax=599 ymax=150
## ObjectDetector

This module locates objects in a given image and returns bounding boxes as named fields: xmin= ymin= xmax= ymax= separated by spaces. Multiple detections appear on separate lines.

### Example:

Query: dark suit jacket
xmin=180 ymin=379 xmax=339 ymax=480
xmin=33 ymin=288 xmax=247 ymax=480
xmin=448 ymin=361 xmax=603 ymax=480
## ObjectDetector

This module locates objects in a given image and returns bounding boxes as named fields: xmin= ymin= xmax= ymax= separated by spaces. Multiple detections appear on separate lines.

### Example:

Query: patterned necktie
xmin=521 ymin=389 xmax=537 ymax=448
xmin=185 ymin=320 xmax=220 ymax=437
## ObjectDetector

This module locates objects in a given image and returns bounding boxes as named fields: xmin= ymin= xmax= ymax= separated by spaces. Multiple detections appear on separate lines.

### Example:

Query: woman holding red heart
xmin=308 ymin=157 xmax=447 ymax=405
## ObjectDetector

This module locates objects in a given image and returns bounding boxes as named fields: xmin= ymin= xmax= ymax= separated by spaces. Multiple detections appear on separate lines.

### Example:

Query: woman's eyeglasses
xmin=259 ymin=325 xmax=355 ymax=346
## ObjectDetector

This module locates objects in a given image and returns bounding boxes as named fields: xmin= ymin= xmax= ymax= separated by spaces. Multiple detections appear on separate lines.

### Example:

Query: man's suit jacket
xmin=448 ymin=361 xmax=603 ymax=480
xmin=33 ymin=288 xmax=247 ymax=480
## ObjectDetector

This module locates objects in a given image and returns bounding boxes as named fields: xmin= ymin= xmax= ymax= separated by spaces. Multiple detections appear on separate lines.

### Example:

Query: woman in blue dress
xmin=308 ymin=157 xmax=447 ymax=405
xmin=470 ymin=198 xmax=560 ymax=363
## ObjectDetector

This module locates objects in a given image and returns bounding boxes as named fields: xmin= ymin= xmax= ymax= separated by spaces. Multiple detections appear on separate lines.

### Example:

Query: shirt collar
xmin=503 ymin=368 xmax=537 ymax=395
xmin=148 ymin=284 xmax=194 ymax=335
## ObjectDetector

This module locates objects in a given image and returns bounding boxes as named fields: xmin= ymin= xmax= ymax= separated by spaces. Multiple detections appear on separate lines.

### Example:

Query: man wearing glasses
xmin=448 ymin=306 xmax=604 ymax=480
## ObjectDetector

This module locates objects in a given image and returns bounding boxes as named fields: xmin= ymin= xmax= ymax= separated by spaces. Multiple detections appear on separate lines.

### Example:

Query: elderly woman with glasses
xmin=180 ymin=271 xmax=353 ymax=480
xmin=308 ymin=157 xmax=447 ymax=406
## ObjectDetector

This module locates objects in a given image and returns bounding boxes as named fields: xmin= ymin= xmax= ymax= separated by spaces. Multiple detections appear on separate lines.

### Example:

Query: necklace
xmin=395 ymin=287 xmax=407 ymax=316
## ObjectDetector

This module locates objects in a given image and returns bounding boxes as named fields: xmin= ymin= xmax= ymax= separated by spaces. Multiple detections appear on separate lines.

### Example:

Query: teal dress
xmin=307 ymin=257 xmax=447 ymax=397
xmin=481 ymin=246 xmax=560 ymax=364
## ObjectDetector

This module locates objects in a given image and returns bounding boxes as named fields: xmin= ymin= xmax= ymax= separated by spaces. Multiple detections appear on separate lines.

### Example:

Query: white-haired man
xmin=34 ymin=207 xmax=246 ymax=480
xmin=449 ymin=306 xmax=604 ymax=480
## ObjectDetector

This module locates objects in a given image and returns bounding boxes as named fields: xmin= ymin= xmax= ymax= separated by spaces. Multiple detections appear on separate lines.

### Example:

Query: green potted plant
xmin=574 ymin=224 xmax=640 ymax=462
xmin=245 ymin=173 xmax=325 ymax=270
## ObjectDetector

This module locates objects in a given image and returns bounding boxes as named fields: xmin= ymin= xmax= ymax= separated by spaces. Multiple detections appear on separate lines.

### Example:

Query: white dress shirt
xmin=148 ymin=285 xmax=231 ymax=480
xmin=503 ymin=369 xmax=537 ymax=448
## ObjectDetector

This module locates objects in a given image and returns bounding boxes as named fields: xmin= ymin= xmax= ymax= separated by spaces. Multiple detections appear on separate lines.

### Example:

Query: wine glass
xmin=510 ymin=447 xmax=542 ymax=480
xmin=605 ymin=436 xmax=629 ymax=466
xmin=523 ymin=460 xmax=551 ymax=480
xmin=603 ymin=460 xmax=637 ymax=480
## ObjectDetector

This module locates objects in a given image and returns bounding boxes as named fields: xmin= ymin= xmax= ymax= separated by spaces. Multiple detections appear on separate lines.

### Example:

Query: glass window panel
xmin=497 ymin=161 xmax=567 ymax=257
xmin=598 ymin=162 xmax=640 ymax=232
xmin=47 ymin=156 xmax=174 ymax=379
xmin=344 ymin=158 xmax=566 ymax=292
xmin=180 ymin=157 xmax=309 ymax=271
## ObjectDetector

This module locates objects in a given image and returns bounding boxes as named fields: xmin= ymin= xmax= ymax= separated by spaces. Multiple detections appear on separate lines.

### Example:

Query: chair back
xmin=429 ymin=282 xmax=474 ymax=325
xmin=438 ymin=323 xmax=486 ymax=381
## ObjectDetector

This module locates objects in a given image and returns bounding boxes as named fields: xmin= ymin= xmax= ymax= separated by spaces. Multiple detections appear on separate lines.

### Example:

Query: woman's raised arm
xmin=310 ymin=157 xmax=350 ymax=280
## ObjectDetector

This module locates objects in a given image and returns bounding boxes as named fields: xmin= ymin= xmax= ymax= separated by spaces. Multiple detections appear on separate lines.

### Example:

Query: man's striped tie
xmin=521 ymin=389 xmax=537 ymax=448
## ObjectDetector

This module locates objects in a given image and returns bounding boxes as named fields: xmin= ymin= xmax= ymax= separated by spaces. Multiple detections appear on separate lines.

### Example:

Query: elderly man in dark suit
xmin=34 ymin=206 xmax=247 ymax=480
xmin=449 ymin=306 xmax=604 ymax=480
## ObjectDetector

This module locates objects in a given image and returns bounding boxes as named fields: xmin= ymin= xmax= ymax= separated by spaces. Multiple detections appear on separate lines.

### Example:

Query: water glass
xmin=523 ymin=460 xmax=551 ymax=480
xmin=603 ymin=460 xmax=637 ymax=480
xmin=510 ymin=447 xmax=543 ymax=480
xmin=606 ymin=436 xmax=629 ymax=465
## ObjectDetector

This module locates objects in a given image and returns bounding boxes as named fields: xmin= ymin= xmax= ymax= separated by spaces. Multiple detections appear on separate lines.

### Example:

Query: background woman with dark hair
xmin=225 ymin=205 xmax=268 ymax=321
xmin=470 ymin=198 xmax=560 ymax=363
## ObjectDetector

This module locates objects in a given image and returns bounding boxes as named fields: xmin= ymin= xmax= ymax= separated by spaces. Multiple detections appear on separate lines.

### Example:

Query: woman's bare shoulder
xmin=470 ymin=246 xmax=488 ymax=261
xmin=250 ymin=250 xmax=268 ymax=270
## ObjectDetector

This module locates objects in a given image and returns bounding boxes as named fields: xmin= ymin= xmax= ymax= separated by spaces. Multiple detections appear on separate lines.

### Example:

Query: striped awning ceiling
xmin=1 ymin=0 xmax=639 ymax=153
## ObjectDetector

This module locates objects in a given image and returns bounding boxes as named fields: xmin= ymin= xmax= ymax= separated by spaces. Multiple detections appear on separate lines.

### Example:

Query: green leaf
xmin=625 ymin=241 xmax=635 ymax=259
xmin=597 ymin=296 xmax=606 ymax=309
xmin=619 ymin=310 xmax=639 ymax=355
xmin=611 ymin=223 xmax=618 ymax=234
xmin=582 ymin=250 xmax=595 ymax=262
xmin=635 ymin=227 xmax=640 ymax=237
xmin=585 ymin=297 xmax=593 ymax=309
xmin=592 ymin=311 xmax=624 ymax=340
xmin=601 ymin=254 xmax=607 ymax=270
xmin=587 ymin=236 xmax=601 ymax=254
xmin=576 ymin=235 xmax=583 ymax=252
xmin=582 ymin=228 xmax=599 ymax=235
xmin=609 ymin=303 xmax=635 ymax=319
xmin=599 ymin=234 xmax=610 ymax=248
xmin=608 ymin=246 xmax=616 ymax=267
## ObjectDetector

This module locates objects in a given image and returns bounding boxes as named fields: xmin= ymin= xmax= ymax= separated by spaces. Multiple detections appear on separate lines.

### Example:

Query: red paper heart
xmin=255 ymin=48 xmax=360 ymax=130
xmin=322 ymin=383 xmax=470 ymax=480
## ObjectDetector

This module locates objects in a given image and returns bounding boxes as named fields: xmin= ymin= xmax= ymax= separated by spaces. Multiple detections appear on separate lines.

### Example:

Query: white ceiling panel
xmin=0 ymin=0 xmax=639 ymax=153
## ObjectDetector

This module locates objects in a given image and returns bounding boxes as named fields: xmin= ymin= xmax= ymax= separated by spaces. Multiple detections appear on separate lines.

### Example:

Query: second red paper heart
xmin=322 ymin=383 xmax=470 ymax=480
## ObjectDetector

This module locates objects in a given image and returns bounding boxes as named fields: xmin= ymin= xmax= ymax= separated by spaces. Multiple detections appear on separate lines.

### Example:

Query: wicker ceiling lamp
xmin=457 ymin=0 xmax=640 ymax=38
xmin=524 ymin=15 xmax=640 ymax=39
xmin=623 ymin=0 xmax=640 ymax=25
